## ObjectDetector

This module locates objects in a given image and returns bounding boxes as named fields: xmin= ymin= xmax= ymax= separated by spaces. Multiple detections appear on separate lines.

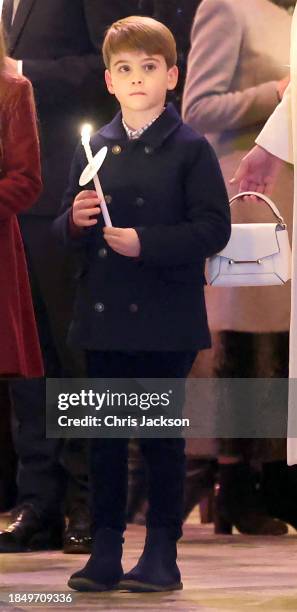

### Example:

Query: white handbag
xmin=207 ymin=191 xmax=291 ymax=287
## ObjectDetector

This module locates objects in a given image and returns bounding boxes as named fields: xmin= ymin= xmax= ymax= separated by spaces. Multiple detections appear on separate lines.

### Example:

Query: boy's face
xmin=105 ymin=50 xmax=178 ymax=116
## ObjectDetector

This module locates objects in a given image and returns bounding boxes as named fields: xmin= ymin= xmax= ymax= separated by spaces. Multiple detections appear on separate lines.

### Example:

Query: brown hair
xmin=102 ymin=16 xmax=177 ymax=69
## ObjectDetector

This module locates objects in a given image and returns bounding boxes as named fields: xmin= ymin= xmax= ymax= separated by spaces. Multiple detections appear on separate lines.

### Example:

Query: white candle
xmin=81 ymin=124 xmax=112 ymax=227
xmin=0 ymin=1 xmax=4 ymax=21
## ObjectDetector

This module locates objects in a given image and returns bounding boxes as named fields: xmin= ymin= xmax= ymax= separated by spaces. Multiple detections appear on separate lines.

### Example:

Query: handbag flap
xmin=218 ymin=223 xmax=281 ymax=261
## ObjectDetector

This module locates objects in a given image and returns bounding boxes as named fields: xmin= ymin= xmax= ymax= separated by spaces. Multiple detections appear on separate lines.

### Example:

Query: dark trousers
xmin=9 ymin=216 xmax=88 ymax=519
xmin=0 ymin=382 xmax=17 ymax=510
xmin=86 ymin=350 xmax=197 ymax=539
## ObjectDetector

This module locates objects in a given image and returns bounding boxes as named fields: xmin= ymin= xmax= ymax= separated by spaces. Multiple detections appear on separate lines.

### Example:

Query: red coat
xmin=0 ymin=73 xmax=43 ymax=377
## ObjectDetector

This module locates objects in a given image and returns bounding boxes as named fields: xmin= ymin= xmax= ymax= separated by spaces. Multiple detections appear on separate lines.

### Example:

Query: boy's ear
xmin=167 ymin=65 xmax=179 ymax=91
xmin=105 ymin=69 xmax=115 ymax=94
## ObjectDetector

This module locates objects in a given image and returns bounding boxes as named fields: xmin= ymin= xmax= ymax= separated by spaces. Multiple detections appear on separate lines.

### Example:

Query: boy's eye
xmin=118 ymin=65 xmax=130 ymax=73
xmin=143 ymin=63 xmax=157 ymax=71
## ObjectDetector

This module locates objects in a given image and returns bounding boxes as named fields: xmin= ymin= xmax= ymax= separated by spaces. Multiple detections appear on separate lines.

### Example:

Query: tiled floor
xmin=1 ymin=513 xmax=297 ymax=611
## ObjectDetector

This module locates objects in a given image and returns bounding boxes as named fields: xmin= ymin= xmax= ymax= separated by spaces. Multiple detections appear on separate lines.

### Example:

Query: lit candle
xmin=81 ymin=124 xmax=112 ymax=227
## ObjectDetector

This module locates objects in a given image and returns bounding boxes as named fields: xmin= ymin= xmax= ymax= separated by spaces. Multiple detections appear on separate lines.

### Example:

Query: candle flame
xmin=81 ymin=123 xmax=93 ymax=144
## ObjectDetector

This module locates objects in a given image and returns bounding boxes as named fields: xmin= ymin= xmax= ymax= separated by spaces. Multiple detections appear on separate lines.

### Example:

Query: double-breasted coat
xmin=0 ymin=73 xmax=43 ymax=377
xmin=55 ymin=104 xmax=231 ymax=352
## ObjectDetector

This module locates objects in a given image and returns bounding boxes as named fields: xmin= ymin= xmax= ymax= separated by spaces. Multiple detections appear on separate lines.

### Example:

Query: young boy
xmin=55 ymin=16 xmax=230 ymax=593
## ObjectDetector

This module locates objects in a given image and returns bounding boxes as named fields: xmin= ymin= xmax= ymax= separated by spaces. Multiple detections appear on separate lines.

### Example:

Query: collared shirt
xmin=122 ymin=108 xmax=165 ymax=140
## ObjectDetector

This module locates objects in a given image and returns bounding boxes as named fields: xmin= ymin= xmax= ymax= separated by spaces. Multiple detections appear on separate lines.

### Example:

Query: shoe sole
xmin=0 ymin=538 xmax=62 ymax=553
xmin=118 ymin=579 xmax=183 ymax=592
xmin=63 ymin=545 xmax=92 ymax=554
xmin=68 ymin=578 xmax=119 ymax=592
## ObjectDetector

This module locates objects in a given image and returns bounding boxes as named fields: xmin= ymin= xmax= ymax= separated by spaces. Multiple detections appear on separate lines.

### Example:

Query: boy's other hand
xmin=103 ymin=227 xmax=141 ymax=257
xmin=230 ymin=145 xmax=283 ymax=200
xmin=72 ymin=190 xmax=101 ymax=227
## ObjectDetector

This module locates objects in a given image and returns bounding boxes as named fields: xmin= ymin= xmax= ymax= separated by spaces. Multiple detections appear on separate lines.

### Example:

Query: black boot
xmin=0 ymin=504 xmax=63 ymax=552
xmin=68 ymin=528 xmax=123 ymax=592
xmin=214 ymin=463 xmax=288 ymax=535
xmin=119 ymin=528 xmax=182 ymax=592
xmin=262 ymin=461 xmax=297 ymax=530
xmin=63 ymin=506 xmax=92 ymax=554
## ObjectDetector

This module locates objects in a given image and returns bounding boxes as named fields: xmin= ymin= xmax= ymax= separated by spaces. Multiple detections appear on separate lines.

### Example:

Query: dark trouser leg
xmin=61 ymin=439 xmax=89 ymax=515
xmin=85 ymin=351 xmax=132 ymax=535
xmin=89 ymin=438 xmax=129 ymax=536
xmin=0 ymin=381 xmax=17 ymax=511
xmin=140 ymin=351 xmax=196 ymax=540
xmin=11 ymin=377 xmax=64 ymax=519
xmin=135 ymin=350 xmax=196 ymax=540
xmin=140 ymin=437 xmax=185 ymax=540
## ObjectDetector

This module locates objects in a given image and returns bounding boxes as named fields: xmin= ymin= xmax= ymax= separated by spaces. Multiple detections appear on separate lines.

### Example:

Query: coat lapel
xmin=8 ymin=0 xmax=36 ymax=54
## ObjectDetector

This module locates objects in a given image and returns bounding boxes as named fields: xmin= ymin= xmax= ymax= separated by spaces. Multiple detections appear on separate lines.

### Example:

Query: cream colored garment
xmin=183 ymin=0 xmax=293 ymax=333
xmin=257 ymin=85 xmax=293 ymax=163
xmin=13 ymin=0 xmax=20 ymax=20
xmin=257 ymin=8 xmax=297 ymax=465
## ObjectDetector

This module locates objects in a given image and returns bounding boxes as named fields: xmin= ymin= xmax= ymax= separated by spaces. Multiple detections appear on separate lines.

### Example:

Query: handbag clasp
xmin=229 ymin=259 xmax=262 ymax=265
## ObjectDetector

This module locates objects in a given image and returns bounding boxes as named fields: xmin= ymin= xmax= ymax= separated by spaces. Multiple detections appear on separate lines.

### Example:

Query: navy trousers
xmin=86 ymin=350 xmax=197 ymax=539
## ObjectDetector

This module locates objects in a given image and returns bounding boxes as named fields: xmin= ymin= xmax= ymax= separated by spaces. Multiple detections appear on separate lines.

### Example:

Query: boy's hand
xmin=103 ymin=227 xmax=141 ymax=257
xmin=72 ymin=190 xmax=101 ymax=227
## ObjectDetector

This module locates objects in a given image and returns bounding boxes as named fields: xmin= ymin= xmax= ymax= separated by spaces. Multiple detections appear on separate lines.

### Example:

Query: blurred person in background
xmin=183 ymin=0 xmax=297 ymax=534
xmin=0 ymin=19 xmax=43 ymax=507
xmin=0 ymin=22 xmax=42 ymax=379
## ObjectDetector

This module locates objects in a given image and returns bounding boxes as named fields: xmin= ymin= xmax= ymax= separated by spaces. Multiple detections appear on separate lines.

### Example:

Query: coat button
xmin=144 ymin=145 xmax=154 ymax=155
xmin=135 ymin=197 xmax=145 ymax=207
xmin=104 ymin=194 xmax=112 ymax=204
xmin=98 ymin=248 xmax=107 ymax=259
xmin=112 ymin=145 xmax=122 ymax=155
xmin=94 ymin=302 xmax=105 ymax=313
xmin=129 ymin=303 xmax=139 ymax=313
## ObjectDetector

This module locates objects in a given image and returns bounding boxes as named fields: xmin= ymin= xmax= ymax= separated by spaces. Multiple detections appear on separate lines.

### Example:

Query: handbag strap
xmin=229 ymin=191 xmax=284 ymax=224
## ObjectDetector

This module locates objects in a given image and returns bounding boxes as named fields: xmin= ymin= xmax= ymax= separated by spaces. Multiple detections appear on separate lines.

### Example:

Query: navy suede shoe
xmin=119 ymin=528 xmax=182 ymax=592
xmin=68 ymin=528 xmax=123 ymax=592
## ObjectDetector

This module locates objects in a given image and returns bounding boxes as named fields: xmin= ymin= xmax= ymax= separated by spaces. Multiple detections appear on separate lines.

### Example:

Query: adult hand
xmin=72 ymin=190 xmax=101 ymax=227
xmin=277 ymin=75 xmax=290 ymax=101
xmin=230 ymin=145 xmax=284 ymax=200
xmin=103 ymin=227 xmax=141 ymax=257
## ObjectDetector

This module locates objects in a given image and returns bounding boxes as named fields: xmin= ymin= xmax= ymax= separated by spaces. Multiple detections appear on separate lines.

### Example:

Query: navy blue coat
xmin=55 ymin=104 xmax=231 ymax=351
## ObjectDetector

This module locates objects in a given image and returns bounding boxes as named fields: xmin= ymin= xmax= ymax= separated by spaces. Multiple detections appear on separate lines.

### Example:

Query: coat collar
xmin=98 ymin=103 xmax=182 ymax=147
xmin=8 ymin=0 xmax=36 ymax=55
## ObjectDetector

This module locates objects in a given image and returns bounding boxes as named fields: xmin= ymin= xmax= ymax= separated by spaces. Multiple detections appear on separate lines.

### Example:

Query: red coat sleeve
xmin=0 ymin=77 xmax=42 ymax=220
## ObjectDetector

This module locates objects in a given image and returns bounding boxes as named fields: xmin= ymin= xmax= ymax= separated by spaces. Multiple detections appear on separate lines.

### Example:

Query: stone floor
xmin=1 ymin=512 xmax=297 ymax=611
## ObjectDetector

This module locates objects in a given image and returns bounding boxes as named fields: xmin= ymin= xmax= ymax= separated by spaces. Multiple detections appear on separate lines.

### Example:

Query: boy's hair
xmin=102 ymin=16 xmax=177 ymax=70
